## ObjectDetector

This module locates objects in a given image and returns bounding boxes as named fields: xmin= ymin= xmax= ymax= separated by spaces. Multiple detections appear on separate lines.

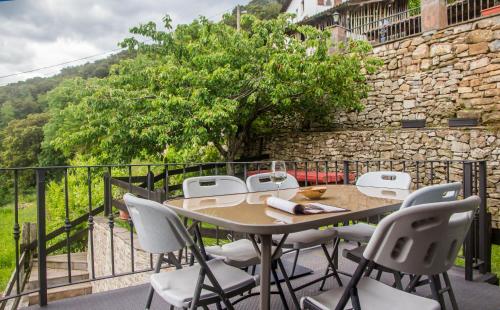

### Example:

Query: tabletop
xmin=163 ymin=184 xmax=410 ymax=235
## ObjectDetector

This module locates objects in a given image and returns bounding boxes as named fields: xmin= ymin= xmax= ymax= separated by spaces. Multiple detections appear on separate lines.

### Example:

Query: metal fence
xmin=0 ymin=159 xmax=495 ymax=307
xmin=347 ymin=7 xmax=422 ymax=44
xmin=447 ymin=0 xmax=500 ymax=25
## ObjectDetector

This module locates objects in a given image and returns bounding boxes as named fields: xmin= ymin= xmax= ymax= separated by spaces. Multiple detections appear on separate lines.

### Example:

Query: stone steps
xmin=27 ymin=252 xmax=91 ymax=306
xmin=27 ymin=282 xmax=92 ymax=305
xmin=27 ymin=267 xmax=89 ymax=290
xmin=33 ymin=252 xmax=88 ymax=271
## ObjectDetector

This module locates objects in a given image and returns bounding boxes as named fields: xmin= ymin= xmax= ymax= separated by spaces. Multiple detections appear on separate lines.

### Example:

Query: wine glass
xmin=271 ymin=161 xmax=287 ymax=198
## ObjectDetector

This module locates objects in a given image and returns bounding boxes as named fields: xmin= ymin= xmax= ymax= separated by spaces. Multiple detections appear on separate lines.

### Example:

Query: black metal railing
xmin=0 ymin=159 xmax=496 ymax=308
xmin=346 ymin=7 xmax=422 ymax=45
xmin=447 ymin=0 xmax=500 ymax=26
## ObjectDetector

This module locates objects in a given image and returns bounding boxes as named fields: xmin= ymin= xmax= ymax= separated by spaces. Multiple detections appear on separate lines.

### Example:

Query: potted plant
xmin=119 ymin=209 xmax=130 ymax=220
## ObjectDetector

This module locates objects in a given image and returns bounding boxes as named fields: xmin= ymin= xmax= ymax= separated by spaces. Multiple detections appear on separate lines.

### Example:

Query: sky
xmin=0 ymin=0 xmax=247 ymax=85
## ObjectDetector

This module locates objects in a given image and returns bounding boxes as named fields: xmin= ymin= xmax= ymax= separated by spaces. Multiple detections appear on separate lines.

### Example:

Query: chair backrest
xmin=183 ymin=176 xmax=248 ymax=198
xmin=246 ymin=173 xmax=299 ymax=192
xmin=356 ymin=171 xmax=411 ymax=190
xmin=363 ymin=196 xmax=479 ymax=276
xmin=123 ymin=193 xmax=194 ymax=254
xmin=401 ymin=182 xmax=462 ymax=209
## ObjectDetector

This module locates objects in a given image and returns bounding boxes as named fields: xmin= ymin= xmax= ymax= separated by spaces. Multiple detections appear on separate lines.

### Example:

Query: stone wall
xmin=332 ymin=15 xmax=500 ymax=128
xmin=257 ymin=128 xmax=499 ymax=227
xmin=246 ymin=15 xmax=500 ymax=228
xmin=90 ymin=217 xmax=168 ymax=293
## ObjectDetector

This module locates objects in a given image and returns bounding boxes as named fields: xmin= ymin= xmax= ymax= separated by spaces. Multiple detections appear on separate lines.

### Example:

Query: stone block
xmin=458 ymin=86 xmax=473 ymax=93
xmin=456 ymin=110 xmax=482 ymax=119
xmin=430 ymin=43 xmax=452 ymax=56
xmin=387 ymin=58 xmax=398 ymax=69
xmin=468 ymin=42 xmax=489 ymax=55
xmin=483 ymin=112 xmax=500 ymax=124
xmin=455 ymin=44 xmax=469 ymax=54
xmin=485 ymin=88 xmax=500 ymax=97
xmin=412 ymin=44 xmax=430 ymax=59
xmin=489 ymin=40 xmax=500 ymax=52
xmin=465 ymin=29 xmax=493 ymax=44
xmin=421 ymin=59 xmax=432 ymax=70
xmin=469 ymin=57 xmax=490 ymax=70
xmin=403 ymin=100 xmax=416 ymax=108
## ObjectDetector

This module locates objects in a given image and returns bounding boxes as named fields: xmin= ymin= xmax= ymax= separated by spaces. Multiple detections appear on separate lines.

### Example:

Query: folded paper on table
xmin=265 ymin=209 xmax=296 ymax=224
xmin=266 ymin=197 xmax=348 ymax=215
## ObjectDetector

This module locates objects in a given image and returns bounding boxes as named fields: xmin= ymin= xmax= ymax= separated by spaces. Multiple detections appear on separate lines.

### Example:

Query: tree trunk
xmin=225 ymin=152 xmax=236 ymax=176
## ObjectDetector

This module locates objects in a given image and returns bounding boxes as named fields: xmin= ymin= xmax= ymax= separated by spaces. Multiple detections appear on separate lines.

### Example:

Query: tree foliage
xmin=44 ymin=14 xmax=381 ymax=163
xmin=224 ymin=0 xmax=284 ymax=26
xmin=0 ymin=113 xmax=49 ymax=168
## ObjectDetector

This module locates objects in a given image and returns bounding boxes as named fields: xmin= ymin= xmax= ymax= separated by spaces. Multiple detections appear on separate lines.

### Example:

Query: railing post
xmin=421 ymin=0 xmax=447 ymax=32
xmin=478 ymin=161 xmax=491 ymax=274
xmin=147 ymin=171 xmax=156 ymax=201
xmin=463 ymin=162 xmax=474 ymax=281
xmin=104 ymin=172 xmax=110 ymax=216
xmin=343 ymin=161 xmax=350 ymax=185
xmin=36 ymin=169 xmax=48 ymax=306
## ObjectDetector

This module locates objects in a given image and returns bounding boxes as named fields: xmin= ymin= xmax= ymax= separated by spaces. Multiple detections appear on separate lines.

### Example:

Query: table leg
xmin=259 ymin=234 xmax=272 ymax=310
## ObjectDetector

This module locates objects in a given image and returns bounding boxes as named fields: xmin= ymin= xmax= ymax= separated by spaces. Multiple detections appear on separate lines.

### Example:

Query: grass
xmin=0 ymin=193 xmax=37 ymax=293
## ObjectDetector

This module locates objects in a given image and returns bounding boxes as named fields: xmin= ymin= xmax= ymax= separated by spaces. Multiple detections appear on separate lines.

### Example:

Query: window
xmin=318 ymin=0 xmax=325 ymax=5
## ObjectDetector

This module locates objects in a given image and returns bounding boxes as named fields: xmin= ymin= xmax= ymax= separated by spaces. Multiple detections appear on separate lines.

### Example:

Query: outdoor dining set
xmin=122 ymin=161 xmax=479 ymax=310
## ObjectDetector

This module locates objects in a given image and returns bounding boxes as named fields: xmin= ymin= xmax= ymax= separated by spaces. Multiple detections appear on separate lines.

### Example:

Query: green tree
xmin=224 ymin=0 xmax=284 ymax=26
xmin=0 ymin=113 xmax=49 ymax=168
xmin=44 ymin=14 xmax=381 ymax=163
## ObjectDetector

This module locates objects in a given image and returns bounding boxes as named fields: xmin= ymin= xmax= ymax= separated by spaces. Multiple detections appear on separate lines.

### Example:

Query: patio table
xmin=164 ymin=184 xmax=410 ymax=310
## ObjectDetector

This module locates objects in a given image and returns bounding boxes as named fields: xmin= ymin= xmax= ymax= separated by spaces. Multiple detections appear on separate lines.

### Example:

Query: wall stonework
xmin=256 ymin=128 xmax=500 ymax=228
xmin=333 ymin=15 xmax=500 ymax=129
xmin=90 ymin=217 xmax=168 ymax=293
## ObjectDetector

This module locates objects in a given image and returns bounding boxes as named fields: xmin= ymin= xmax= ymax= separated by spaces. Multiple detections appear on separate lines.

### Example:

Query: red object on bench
xmin=247 ymin=169 xmax=356 ymax=184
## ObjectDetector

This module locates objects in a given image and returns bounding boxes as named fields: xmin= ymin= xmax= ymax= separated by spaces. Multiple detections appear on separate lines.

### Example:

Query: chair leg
xmin=319 ymin=238 xmax=341 ymax=290
xmin=146 ymin=253 xmax=164 ymax=310
xmin=290 ymin=249 xmax=300 ymax=277
xmin=190 ymin=269 xmax=206 ymax=310
xmin=429 ymin=274 xmax=446 ymax=310
xmin=335 ymin=258 xmax=369 ymax=310
xmin=442 ymin=272 xmax=459 ymax=310
xmin=277 ymin=259 xmax=300 ymax=309
xmin=145 ymin=285 xmax=155 ymax=310
xmin=393 ymin=271 xmax=403 ymax=290
xmin=321 ymin=244 xmax=343 ymax=287
xmin=405 ymin=275 xmax=421 ymax=292
xmin=271 ymin=265 xmax=290 ymax=310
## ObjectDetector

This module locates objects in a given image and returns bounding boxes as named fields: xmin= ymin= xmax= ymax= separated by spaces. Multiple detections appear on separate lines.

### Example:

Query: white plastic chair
xmin=183 ymin=175 xmax=247 ymax=198
xmin=321 ymin=182 xmax=463 ymax=291
xmin=333 ymin=171 xmax=412 ymax=244
xmin=123 ymin=193 xmax=257 ymax=310
xmin=401 ymin=182 xmax=462 ymax=208
xmin=246 ymin=172 xmax=299 ymax=192
xmin=356 ymin=171 xmax=412 ymax=189
xmin=302 ymin=196 xmax=480 ymax=310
